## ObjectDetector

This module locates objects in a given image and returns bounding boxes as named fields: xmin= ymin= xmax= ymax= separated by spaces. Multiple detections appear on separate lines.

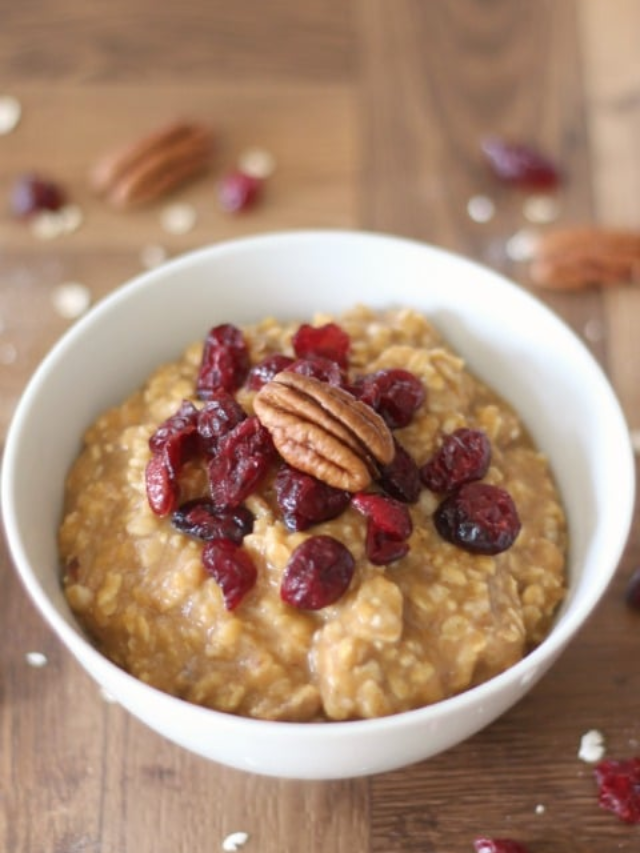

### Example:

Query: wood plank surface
xmin=1 ymin=2 xmax=639 ymax=852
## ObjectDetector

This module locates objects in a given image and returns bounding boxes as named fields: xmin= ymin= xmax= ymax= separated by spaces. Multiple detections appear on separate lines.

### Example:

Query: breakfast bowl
xmin=2 ymin=229 xmax=634 ymax=779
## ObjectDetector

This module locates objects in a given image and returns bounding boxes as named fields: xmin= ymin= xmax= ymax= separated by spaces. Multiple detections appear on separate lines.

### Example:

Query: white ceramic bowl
xmin=2 ymin=230 xmax=635 ymax=779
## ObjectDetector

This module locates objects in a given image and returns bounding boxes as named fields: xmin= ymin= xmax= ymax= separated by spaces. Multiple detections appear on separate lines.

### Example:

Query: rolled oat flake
xmin=0 ymin=95 xmax=21 ymax=134
xmin=51 ymin=282 xmax=92 ymax=319
xmin=222 ymin=831 xmax=250 ymax=852
xmin=25 ymin=651 xmax=48 ymax=668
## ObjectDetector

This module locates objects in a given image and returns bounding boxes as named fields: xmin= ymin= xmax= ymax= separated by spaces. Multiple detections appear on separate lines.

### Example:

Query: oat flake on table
xmin=0 ymin=95 xmax=21 ymax=134
xmin=578 ymin=728 xmax=606 ymax=763
xmin=160 ymin=203 xmax=197 ymax=235
xmin=51 ymin=282 xmax=92 ymax=319
xmin=238 ymin=147 xmax=276 ymax=179
xmin=467 ymin=194 xmax=496 ymax=223
xmin=222 ymin=831 xmax=250 ymax=852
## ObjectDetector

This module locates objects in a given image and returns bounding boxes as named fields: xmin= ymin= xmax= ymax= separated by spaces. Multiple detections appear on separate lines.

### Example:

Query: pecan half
xmin=253 ymin=371 xmax=395 ymax=491
xmin=90 ymin=119 xmax=214 ymax=208
xmin=529 ymin=226 xmax=640 ymax=290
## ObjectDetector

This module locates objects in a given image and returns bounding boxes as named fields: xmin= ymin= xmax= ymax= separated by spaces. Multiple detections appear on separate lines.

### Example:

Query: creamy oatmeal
xmin=59 ymin=306 xmax=567 ymax=721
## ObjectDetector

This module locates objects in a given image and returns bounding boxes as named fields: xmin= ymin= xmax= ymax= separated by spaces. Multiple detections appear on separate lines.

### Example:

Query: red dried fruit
xmin=352 ymin=492 xmax=413 ymax=565
xmin=420 ymin=428 xmax=491 ymax=493
xmin=473 ymin=839 xmax=531 ymax=853
xmin=172 ymin=499 xmax=254 ymax=543
xmin=10 ymin=173 xmax=66 ymax=219
xmin=246 ymin=353 xmax=295 ymax=391
xmin=481 ymin=136 xmax=561 ymax=190
xmin=197 ymin=323 xmax=250 ymax=398
xmin=145 ymin=453 xmax=178 ymax=516
xmin=624 ymin=567 xmax=640 ymax=609
xmin=196 ymin=391 xmax=246 ymax=455
xmin=275 ymin=464 xmax=351 ymax=531
xmin=218 ymin=170 xmax=262 ymax=213
xmin=202 ymin=538 xmax=257 ymax=610
xmin=292 ymin=322 xmax=350 ymax=369
xmin=365 ymin=525 xmax=410 ymax=565
xmin=378 ymin=440 xmax=422 ymax=503
xmin=280 ymin=535 xmax=355 ymax=610
xmin=434 ymin=482 xmax=521 ymax=555
xmin=286 ymin=355 xmax=345 ymax=386
xmin=149 ymin=400 xmax=198 ymax=480
xmin=352 ymin=492 xmax=413 ymax=539
xmin=355 ymin=369 xmax=425 ymax=429
xmin=208 ymin=416 xmax=276 ymax=510
xmin=594 ymin=757 xmax=640 ymax=824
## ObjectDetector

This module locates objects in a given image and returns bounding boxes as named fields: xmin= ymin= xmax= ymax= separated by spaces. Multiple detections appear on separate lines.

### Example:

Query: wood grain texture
xmin=1 ymin=1 xmax=639 ymax=851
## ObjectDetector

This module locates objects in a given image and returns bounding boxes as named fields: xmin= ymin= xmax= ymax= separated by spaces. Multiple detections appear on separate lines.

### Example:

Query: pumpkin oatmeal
xmin=59 ymin=305 xmax=567 ymax=721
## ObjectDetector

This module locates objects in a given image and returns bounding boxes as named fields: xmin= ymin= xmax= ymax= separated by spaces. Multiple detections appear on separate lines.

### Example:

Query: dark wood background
xmin=1 ymin=2 xmax=639 ymax=851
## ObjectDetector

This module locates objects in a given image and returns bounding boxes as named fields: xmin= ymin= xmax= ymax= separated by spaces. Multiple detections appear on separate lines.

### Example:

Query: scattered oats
xmin=25 ymin=651 xmax=48 ymax=668
xmin=51 ymin=282 xmax=92 ymax=319
xmin=99 ymin=686 xmax=118 ymax=704
xmin=140 ymin=243 xmax=168 ymax=269
xmin=583 ymin=318 xmax=604 ymax=342
xmin=0 ymin=341 xmax=18 ymax=365
xmin=523 ymin=194 xmax=561 ymax=224
xmin=630 ymin=429 xmax=640 ymax=454
xmin=160 ymin=203 xmax=197 ymax=235
xmin=506 ymin=227 xmax=539 ymax=262
xmin=0 ymin=95 xmax=21 ymax=134
xmin=30 ymin=211 xmax=66 ymax=240
xmin=578 ymin=728 xmax=606 ymax=763
xmin=222 ymin=831 xmax=250 ymax=852
xmin=59 ymin=204 xmax=84 ymax=234
xmin=466 ymin=194 xmax=496 ymax=223
xmin=535 ymin=803 xmax=546 ymax=815
xmin=238 ymin=147 xmax=276 ymax=179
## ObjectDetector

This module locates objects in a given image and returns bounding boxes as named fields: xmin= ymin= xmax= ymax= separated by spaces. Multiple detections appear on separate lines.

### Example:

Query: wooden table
xmin=1 ymin=2 xmax=639 ymax=851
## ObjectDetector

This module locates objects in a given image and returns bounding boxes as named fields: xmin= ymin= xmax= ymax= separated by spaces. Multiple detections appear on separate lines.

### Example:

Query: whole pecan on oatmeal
xmin=253 ymin=370 xmax=395 ymax=492
xmin=90 ymin=119 xmax=214 ymax=208
xmin=529 ymin=226 xmax=640 ymax=290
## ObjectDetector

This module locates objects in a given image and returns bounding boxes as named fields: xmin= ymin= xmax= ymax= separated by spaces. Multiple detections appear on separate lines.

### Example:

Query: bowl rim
xmin=2 ymin=227 xmax=635 ymax=736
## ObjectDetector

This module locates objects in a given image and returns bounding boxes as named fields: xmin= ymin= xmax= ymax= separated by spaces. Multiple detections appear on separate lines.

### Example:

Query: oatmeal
xmin=59 ymin=306 xmax=567 ymax=722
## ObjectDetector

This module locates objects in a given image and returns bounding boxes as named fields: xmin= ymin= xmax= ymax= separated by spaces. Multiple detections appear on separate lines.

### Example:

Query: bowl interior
xmin=2 ymin=229 xmax=634 ymax=776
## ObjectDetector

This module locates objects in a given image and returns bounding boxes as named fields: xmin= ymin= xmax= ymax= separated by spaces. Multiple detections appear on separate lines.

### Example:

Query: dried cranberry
xmin=246 ymin=353 xmax=295 ymax=391
xmin=218 ymin=170 xmax=262 ymax=213
xmin=624 ymin=567 xmax=640 ymax=609
xmin=481 ymin=136 xmax=561 ymax=190
xmin=10 ymin=173 xmax=66 ymax=219
xmin=420 ymin=428 xmax=491 ymax=493
xmin=355 ymin=369 xmax=425 ymax=429
xmin=275 ymin=465 xmax=351 ymax=531
xmin=594 ymin=757 xmax=640 ymax=824
xmin=197 ymin=323 xmax=250 ymax=398
xmin=378 ymin=441 xmax=422 ymax=503
xmin=196 ymin=391 xmax=246 ymax=455
xmin=202 ymin=538 xmax=257 ymax=610
xmin=365 ymin=525 xmax=410 ymax=565
xmin=434 ymin=482 xmax=521 ymax=555
xmin=286 ymin=355 xmax=345 ymax=386
xmin=149 ymin=400 xmax=198 ymax=476
xmin=172 ymin=499 xmax=254 ymax=543
xmin=473 ymin=839 xmax=531 ymax=853
xmin=280 ymin=536 xmax=355 ymax=610
xmin=352 ymin=492 xmax=413 ymax=565
xmin=291 ymin=322 xmax=350 ymax=369
xmin=208 ymin=416 xmax=275 ymax=510
xmin=145 ymin=453 xmax=178 ymax=516
xmin=352 ymin=493 xmax=413 ymax=539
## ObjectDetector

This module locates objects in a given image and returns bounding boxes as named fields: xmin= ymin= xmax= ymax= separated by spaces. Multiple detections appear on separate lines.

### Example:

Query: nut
xmin=253 ymin=371 xmax=395 ymax=491
xmin=90 ymin=120 xmax=214 ymax=208
xmin=529 ymin=226 xmax=640 ymax=290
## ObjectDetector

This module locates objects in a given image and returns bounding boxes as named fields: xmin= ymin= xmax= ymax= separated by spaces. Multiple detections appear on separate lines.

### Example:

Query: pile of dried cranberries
xmin=145 ymin=320 xmax=521 ymax=611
